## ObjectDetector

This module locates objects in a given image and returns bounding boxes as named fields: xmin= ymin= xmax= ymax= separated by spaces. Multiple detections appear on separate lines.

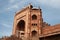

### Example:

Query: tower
xmin=12 ymin=4 xmax=43 ymax=40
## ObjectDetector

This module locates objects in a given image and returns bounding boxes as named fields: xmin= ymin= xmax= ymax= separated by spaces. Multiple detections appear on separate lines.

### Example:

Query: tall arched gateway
xmin=16 ymin=20 xmax=25 ymax=38
xmin=13 ymin=4 xmax=43 ymax=40
xmin=17 ymin=20 xmax=25 ymax=31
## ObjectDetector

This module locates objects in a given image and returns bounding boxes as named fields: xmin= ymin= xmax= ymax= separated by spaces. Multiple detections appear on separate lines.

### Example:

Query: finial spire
xmin=38 ymin=6 xmax=41 ymax=10
xmin=28 ymin=3 xmax=33 ymax=8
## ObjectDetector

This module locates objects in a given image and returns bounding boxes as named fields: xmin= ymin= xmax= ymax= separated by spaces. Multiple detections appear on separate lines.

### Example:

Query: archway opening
xmin=17 ymin=20 xmax=25 ymax=31
xmin=32 ymin=30 xmax=37 ymax=37
xmin=32 ymin=15 xmax=37 ymax=20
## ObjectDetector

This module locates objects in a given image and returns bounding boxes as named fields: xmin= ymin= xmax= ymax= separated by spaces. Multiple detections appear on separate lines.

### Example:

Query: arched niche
xmin=32 ymin=30 xmax=37 ymax=37
xmin=32 ymin=15 xmax=37 ymax=20
xmin=17 ymin=20 xmax=25 ymax=31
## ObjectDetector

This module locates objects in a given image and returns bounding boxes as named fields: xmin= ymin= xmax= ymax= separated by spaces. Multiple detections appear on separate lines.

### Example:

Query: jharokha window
xmin=32 ymin=24 xmax=37 ymax=26
xmin=32 ymin=15 xmax=37 ymax=20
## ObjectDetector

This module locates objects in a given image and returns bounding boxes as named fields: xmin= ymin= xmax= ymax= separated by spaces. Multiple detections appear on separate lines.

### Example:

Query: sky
xmin=0 ymin=0 xmax=60 ymax=38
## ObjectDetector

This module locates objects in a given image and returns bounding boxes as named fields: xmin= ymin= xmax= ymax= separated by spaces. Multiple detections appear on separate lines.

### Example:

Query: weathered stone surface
xmin=12 ymin=4 xmax=60 ymax=40
xmin=2 ymin=35 xmax=22 ymax=40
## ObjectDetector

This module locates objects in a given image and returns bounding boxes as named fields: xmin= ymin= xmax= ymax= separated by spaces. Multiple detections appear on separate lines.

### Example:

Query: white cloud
xmin=9 ymin=0 xmax=15 ymax=3
xmin=2 ymin=31 xmax=12 ymax=37
xmin=2 ymin=23 xmax=11 ymax=28
xmin=37 ymin=0 xmax=60 ymax=8
xmin=7 ymin=0 xmax=26 ymax=11
xmin=7 ymin=5 xmax=19 ymax=10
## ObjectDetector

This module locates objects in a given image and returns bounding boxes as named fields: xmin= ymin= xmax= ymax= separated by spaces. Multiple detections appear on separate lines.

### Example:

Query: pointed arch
xmin=17 ymin=20 xmax=25 ymax=31
xmin=32 ymin=15 xmax=37 ymax=20
xmin=32 ymin=30 xmax=37 ymax=36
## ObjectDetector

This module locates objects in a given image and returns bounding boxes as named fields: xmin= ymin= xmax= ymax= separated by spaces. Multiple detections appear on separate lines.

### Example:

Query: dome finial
xmin=28 ymin=3 xmax=33 ymax=8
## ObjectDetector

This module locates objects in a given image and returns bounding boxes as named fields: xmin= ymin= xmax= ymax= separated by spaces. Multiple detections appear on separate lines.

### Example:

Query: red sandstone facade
xmin=12 ymin=4 xmax=60 ymax=40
